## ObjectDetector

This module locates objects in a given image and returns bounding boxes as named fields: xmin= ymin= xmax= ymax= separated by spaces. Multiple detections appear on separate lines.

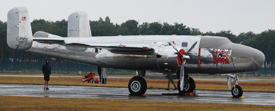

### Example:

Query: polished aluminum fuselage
xmin=27 ymin=35 xmax=265 ymax=74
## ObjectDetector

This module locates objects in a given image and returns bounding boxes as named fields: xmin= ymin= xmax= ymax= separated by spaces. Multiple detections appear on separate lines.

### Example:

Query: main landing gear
xmin=128 ymin=74 xmax=243 ymax=98
xmin=177 ymin=76 xmax=196 ymax=95
xmin=128 ymin=76 xmax=147 ymax=95
xmin=128 ymin=75 xmax=197 ymax=96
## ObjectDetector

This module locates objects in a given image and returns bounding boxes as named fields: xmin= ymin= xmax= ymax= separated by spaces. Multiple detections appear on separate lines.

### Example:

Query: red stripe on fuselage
xmin=198 ymin=48 xmax=201 ymax=73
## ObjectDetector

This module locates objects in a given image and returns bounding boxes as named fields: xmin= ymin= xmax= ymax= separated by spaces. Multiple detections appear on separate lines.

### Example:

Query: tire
xmin=231 ymin=85 xmax=243 ymax=98
xmin=177 ymin=77 xmax=196 ymax=92
xmin=128 ymin=76 xmax=147 ymax=95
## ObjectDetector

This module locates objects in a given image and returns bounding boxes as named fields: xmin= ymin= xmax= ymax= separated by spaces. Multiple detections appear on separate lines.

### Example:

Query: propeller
xmin=170 ymin=41 xmax=197 ymax=92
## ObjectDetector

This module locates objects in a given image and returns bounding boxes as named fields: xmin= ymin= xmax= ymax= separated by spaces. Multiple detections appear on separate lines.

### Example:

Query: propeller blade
xmin=179 ymin=60 xmax=186 ymax=91
xmin=170 ymin=41 xmax=184 ymax=56
xmin=186 ymin=41 xmax=197 ymax=54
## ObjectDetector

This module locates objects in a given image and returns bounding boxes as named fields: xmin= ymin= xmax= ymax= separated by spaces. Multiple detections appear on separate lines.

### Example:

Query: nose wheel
xmin=223 ymin=74 xmax=243 ymax=98
xmin=231 ymin=85 xmax=243 ymax=98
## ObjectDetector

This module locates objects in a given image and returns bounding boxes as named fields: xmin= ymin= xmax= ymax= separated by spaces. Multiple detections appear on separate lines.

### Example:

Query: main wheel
xmin=231 ymin=85 xmax=243 ymax=98
xmin=128 ymin=76 xmax=147 ymax=95
xmin=177 ymin=77 xmax=196 ymax=92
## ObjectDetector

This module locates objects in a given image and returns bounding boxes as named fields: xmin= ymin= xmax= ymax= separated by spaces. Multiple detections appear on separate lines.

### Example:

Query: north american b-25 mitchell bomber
xmin=6 ymin=7 xmax=265 ymax=97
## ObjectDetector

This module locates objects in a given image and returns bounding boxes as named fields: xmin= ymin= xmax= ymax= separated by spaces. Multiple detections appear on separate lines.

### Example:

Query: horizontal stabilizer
xmin=34 ymin=31 xmax=62 ymax=38
xmin=33 ymin=31 xmax=64 ymax=43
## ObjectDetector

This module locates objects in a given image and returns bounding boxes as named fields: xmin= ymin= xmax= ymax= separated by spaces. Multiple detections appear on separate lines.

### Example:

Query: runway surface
xmin=1 ymin=75 xmax=274 ymax=81
xmin=0 ymin=84 xmax=274 ymax=105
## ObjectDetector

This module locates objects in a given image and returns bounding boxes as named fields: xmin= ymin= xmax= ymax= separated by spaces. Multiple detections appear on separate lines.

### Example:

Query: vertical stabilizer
xmin=68 ymin=11 xmax=91 ymax=37
xmin=7 ymin=7 xmax=33 ymax=50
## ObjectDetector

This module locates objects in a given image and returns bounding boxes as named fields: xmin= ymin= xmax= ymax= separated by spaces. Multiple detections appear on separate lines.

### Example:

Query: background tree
xmin=238 ymin=31 xmax=256 ymax=42
xmin=173 ymin=23 xmax=191 ymax=35
xmin=139 ymin=22 xmax=149 ymax=35
xmin=121 ymin=20 xmax=139 ymax=35
xmin=160 ymin=22 xmax=174 ymax=35
xmin=190 ymin=28 xmax=202 ymax=35
xmin=147 ymin=22 xmax=162 ymax=35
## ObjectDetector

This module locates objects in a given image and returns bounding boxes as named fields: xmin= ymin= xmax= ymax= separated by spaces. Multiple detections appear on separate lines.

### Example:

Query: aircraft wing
xmin=33 ymin=38 xmax=65 ymax=43
xmin=33 ymin=38 xmax=155 ymax=54
xmin=66 ymin=42 xmax=155 ymax=54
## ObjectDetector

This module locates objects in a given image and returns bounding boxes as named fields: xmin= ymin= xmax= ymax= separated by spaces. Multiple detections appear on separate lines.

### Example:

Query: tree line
xmin=0 ymin=16 xmax=275 ymax=75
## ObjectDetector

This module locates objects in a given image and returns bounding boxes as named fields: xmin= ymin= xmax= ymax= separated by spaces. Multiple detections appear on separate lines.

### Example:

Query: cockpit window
xmin=182 ymin=42 xmax=188 ymax=47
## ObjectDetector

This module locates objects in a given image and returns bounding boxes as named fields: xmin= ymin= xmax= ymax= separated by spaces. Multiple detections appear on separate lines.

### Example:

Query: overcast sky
xmin=1 ymin=0 xmax=275 ymax=35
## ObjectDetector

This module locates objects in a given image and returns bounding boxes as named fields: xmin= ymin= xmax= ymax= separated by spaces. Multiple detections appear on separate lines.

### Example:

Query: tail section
xmin=7 ymin=7 xmax=33 ymax=50
xmin=68 ymin=11 xmax=91 ymax=37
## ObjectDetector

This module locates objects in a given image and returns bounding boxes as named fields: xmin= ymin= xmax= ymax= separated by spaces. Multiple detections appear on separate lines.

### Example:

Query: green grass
xmin=0 ymin=96 xmax=275 ymax=111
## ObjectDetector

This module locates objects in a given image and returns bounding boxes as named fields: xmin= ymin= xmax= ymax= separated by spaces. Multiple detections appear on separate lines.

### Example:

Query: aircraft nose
xmin=233 ymin=44 xmax=265 ymax=71
xmin=252 ymin=48 xmax=265 ymax=70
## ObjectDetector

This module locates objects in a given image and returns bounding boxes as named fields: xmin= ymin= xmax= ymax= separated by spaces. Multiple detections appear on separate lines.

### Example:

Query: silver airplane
xmin=6 ymin=7 xmax=265 ymax=98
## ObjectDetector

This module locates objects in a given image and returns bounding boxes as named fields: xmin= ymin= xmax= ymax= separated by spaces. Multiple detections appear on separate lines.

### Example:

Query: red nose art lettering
xmin=212 ymin=49 xmax=231 ymax=64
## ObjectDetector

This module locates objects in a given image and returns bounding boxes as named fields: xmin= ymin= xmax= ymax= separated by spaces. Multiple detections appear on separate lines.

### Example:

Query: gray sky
xmin=1 ymin=0 xmax=275 ymax=35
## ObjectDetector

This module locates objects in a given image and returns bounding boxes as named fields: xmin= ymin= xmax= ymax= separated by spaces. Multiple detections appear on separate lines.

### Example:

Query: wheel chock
xmin=184 ymin=92 xmax=195 ymax=96
xmin=239 ymin=96 xmax=245 ymax=98
xmin=183 ymin=91 xmax=198 ymax=96
xmin=230 ymin=96 xmax=245 ymax=98
xmin=142 ymin=94 xmax=147 ymax=97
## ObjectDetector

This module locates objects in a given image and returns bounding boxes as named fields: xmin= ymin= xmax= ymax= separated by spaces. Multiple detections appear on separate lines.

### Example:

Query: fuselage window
xmin=182 ymin=42 xmax=188 ymax=47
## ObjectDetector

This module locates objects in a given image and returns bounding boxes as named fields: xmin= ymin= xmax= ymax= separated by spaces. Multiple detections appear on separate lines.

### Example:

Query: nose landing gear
xmin=232 ymin=85 xmax=243 ymax=98
xmin=223 ymin=74 xmax=243 ymax=98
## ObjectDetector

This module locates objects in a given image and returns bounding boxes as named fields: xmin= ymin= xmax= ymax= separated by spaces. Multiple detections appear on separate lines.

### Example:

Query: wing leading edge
xmin=66 ymin=42 xmax=155 ymax=54
xmin=33 ymin=38 xmax=155 ymax=54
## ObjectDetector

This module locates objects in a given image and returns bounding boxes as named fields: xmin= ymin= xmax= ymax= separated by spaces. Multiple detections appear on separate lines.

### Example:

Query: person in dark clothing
xmin=42 ymin=60 xmax=51 ymax=90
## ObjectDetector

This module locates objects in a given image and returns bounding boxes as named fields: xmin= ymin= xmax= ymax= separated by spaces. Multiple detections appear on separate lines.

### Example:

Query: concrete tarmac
xmin=1 ymin=75 xmax=274 ymax=81
xmin=0 ymin=84 xmax=274 ymax=105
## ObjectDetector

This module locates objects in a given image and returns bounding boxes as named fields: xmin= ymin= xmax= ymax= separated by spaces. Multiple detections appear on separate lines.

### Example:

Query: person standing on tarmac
xmin=42 ymin=60 xmax=51 ymax=90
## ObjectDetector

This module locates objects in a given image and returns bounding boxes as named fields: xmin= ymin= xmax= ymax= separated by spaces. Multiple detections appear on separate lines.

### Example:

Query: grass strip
xmin=0 ymin=96 xmax=275 ymax=111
